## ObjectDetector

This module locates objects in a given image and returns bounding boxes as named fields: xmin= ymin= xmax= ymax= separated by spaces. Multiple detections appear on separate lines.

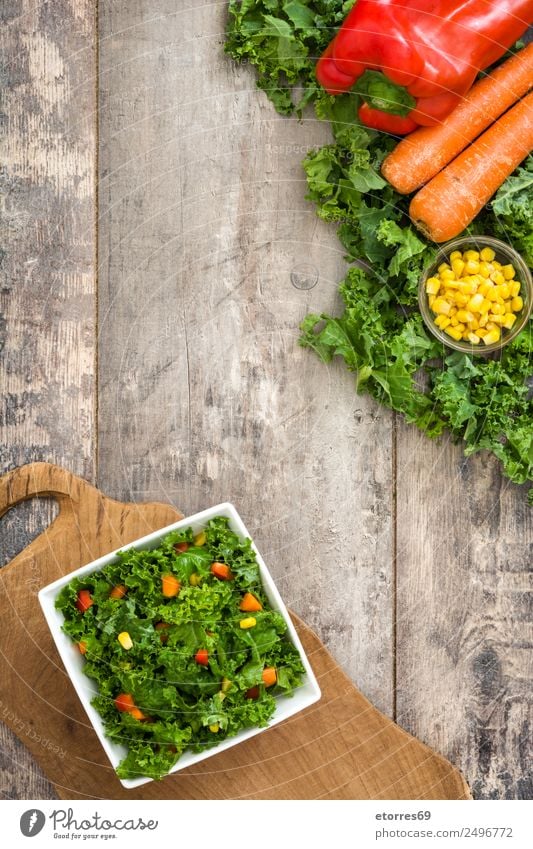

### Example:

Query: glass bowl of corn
xmin=419 ymin=236 xmax=532 ymax=354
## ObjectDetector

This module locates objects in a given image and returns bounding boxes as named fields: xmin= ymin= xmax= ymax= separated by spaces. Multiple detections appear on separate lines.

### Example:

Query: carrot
xmin=161 ymin=573 xmax=180 ymax=597
xmin=262 ymin=667 xmax=277 ymax=688
xmin=109 ymin=584 xmax=127 ymax=599
xmin=382 ymin=44 xmax=533 ymax=195
xmin=239 ymin=592 xmax=262 ymax=612
xmin=409 ymin=91 xmax=533 ymax=243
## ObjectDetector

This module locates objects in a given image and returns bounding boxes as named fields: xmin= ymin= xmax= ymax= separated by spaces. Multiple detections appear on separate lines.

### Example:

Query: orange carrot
xmin=410 ymin=92 xmax=533 ymax=243
xmin=161 ymin=574 xmax=180 ymax=597
xmin=262 ymin=667 xmax=277 ymax=688
xmin=109 ymin=584 xmax=127 ymax=599
xmin=382 ymin=44 xmax=533 ymax=195
xmin=239 ymin=592 xmax=262 ymax=612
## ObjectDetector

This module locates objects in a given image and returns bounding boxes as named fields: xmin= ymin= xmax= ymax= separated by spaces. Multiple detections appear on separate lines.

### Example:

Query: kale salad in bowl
xmin=39 ymin=505 xmax=320 ymax=788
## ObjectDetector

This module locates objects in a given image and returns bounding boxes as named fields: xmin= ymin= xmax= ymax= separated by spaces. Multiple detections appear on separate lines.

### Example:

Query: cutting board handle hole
xmin=1 ymin=497 xmax=59 ymax=567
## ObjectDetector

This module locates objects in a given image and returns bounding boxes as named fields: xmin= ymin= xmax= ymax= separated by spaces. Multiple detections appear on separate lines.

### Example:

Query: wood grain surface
xmin=0 ymin=0 xmax=96 ymax=799
xmin=0 ymin=463 xmax=470 ymax=800
xmin=0 ymin=0 xmax=531 ymax=800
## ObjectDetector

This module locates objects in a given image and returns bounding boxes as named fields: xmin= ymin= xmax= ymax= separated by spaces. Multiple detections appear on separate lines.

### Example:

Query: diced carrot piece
xmin=161 ymin=574 xmax=180 ymax=597
xmin=239 ymin=592 xmax=262 ymax=612
xmin=109 ymin=584 xmax=127 ymax=599
xmin=262 ymin=667 xmax=277 ymax=688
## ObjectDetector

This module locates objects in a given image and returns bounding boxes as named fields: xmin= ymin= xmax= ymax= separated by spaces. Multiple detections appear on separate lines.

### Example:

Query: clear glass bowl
xmin=419 ymin=236 xmax=533 ymax=355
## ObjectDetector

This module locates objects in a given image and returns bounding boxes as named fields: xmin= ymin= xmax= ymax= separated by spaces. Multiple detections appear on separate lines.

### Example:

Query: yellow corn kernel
xmin=221 ymin=677 xmax=232 ymax=693
xmin=189 ymin=572 xmax=202 ymax=586
xmin=450 ymin=316 xmax=459 ymax=326
xmin=448 ymin=306 xmax=458 ymax=315
xmin=434 ymin=315 xmax=451 ymax=329
xmin=464 ymin=260 xmax=480 ymax=275
xmin=194 ymin=530 xmax=207 ymax=546
xmin=454 ymin=293 xmax=470 ymax=306
xmin=449 ymin=250 xmax=463 ymax=261
xmin=502 ymin=264 xmax=516 ymax=280
xmin=492 ymin=261 xmax=502 ymax=270
xmin=455 ymin=323 xmax=465 ymax=333
xmin=479 ymin=298 xmax=491 ymax=314
xmin=479 ymin=314 xmax=489 ymax=327
xmin=485 ymin=287 xmax=499 ymax=301
xmin=464 ymin=250 xmax=480 ymax=262
xmin=502 ymin=313 xmax=517 ymax=329
xmin=480 ymin=247 xmax=495 ymax=262
xmin=118 ymin=632 xmax=133 ymax=650
xmin=478 ymin=262 xmax=492 ymax=278
xmin=483 ymin=329 xmax=501 ymax=345
xmin=445 ymin=326 xmax=463 ymax=341
xmin=491 ymin=270 xmax=505 ymax=285
xmin=478 ymin=281 xmax=492 ymax=297
xmin=503 ymin=300 xmax=513 ymax=313
xmin=425 ymin=277 xmax=441 ymax=295
xmin=491 ymin=303 xmax=505 ymax=315
xmin=432 ymin=298 xmax=452 ymax=315
xmin=428 ymin=295 xmax=436 ymax=308
xmin=467 ymin=319 xmax=479 ymax=331
xmin=239 ymin=617 xmax=257 ymax=629
xmin=467 ymin=293 xmax=484 ymax=312
xmin=467 ymin=332 xmax=481 ymax=345
xmin=462 ymin=330 xmax=471 ymax=341
xmin=497 ymin=283 xmax=510 ymax=300
xmin=438 ymin=262 xmax=451 ymax=273
xmin=451 ymin=259 xmax=465 ymax=277
xmin=476 ymin=328 xmax=488 ymax=338
xmin=440 ymin=268 xmax=456 ymax=280
xmin=512 ymin=296 xmax=524 ymax=312
xmin=510 ymin=281 xmax=521 ymax=297
xmin=209 ymin=723 xmax=220 ymax=733
xmin=488 ymin=314 xmax=505 ymax=325
xmin=456 ymin=310 xmax=474 ymax=324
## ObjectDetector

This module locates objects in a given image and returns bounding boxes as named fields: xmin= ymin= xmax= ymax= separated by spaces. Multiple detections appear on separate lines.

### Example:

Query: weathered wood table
xmin=1 ymin=1 xmax=531 ymax=800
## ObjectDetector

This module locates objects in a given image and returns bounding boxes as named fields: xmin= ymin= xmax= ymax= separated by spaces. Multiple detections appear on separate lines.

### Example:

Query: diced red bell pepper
xmin=195 ymin=648 xmax=209 ymax=666
xmin=114 ymin=693 xmax=136 ymax=713
xmin=76 ymin=589 xmax=93 ymax=613
xmin=210 ymin=562 xmax=233 ymax=581
xmin=245 ymin=686 xmax=260 ymax=700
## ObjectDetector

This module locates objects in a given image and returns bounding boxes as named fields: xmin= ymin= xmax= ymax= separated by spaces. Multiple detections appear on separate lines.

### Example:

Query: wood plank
xmin=396 ymin=423 xmax=533 ymax=798
xmin=0 ymin=0 xmax=96 ymax=798
xmin=97 ymin=0 xmax=395 ymax=720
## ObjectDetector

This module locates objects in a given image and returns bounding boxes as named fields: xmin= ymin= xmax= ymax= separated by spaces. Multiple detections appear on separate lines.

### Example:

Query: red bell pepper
xmin=316 ymin=1 xmax=533 ymax=134
xmin=75 ymin=589 xmax=93 ymax=613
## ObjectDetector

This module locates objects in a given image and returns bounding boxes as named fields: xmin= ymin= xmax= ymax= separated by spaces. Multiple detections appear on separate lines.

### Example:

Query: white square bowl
xmin=38 ymin=502 xmax=321 ymax=790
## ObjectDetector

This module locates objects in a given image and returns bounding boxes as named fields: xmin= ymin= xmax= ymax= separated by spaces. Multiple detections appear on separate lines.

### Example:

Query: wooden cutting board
xmin=0 ymin=463 xmax=471 ymax=800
